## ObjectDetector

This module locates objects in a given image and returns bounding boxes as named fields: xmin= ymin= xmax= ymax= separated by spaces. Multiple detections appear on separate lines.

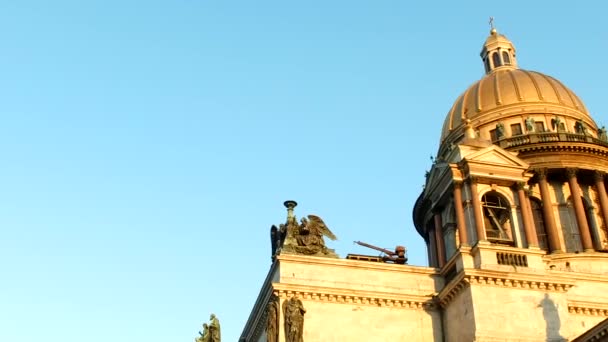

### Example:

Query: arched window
xmin=484 ymin=58 xmax=491 ymax=73
xmin=530 ymin=198 xmax=548 ymax=250
xmin=482 ymin=192 xmax=513 ymax=243
xmin=502 ymin=51 xmax=511 ymax=65
xmin=492 ymin=52 xmax=502 ymax=68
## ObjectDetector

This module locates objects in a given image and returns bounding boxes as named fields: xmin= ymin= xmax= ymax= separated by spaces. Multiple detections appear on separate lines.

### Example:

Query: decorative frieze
xmin=272 ymin=284 xmax=436 ymax=310
xmin=568 ymin=301 xmax=608 ymax=316
xmin=437 ymin=271 xmax=574 ymax=308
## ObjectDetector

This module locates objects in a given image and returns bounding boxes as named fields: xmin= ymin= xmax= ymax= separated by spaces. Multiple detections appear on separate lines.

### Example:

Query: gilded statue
xmin=283 ymin=296 xmax=306 ymax=342
xmin=209 ymin=314 xmax=221 ymax=342
xmin=195 ymin=324 xmax=209 ymax=342
xmin=195 ymin=314 xmax=220 ymax=342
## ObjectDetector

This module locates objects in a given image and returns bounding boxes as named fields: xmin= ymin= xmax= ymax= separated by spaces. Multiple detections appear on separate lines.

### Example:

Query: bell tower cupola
xmin=480 ymin=18 xmax=518 ymax=74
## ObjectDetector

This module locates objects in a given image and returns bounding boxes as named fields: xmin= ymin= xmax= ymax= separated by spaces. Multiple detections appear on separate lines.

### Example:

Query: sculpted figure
xmin=551 ymin=117 xmax=563 ymax=131
xmin=209 ymin=314 xmax=221 ymax=342
xmin=574 ymin=120 xmax=588 ymax=135
xmin=495 ymin=122 xmax=505 ymax=138
xmin=272 ymin=201 xmax=338 ymax=258
xmin=266 ymin=296 xmax=280 ymax=342
xmin=525 ymin=117 xmax=535 ymax=132
xmin=283 ymin=296 xmax=306 ymax=342
xmin=295 ymin=215 xmax=337 ymax=255
xmin=599 ymin=127 xmax=607 ymax=141
xmin=195 ymin=323 xmax=209 ymax=342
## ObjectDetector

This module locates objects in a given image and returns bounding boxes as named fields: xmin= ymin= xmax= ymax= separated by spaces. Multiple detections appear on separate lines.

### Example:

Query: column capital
xmin=466 ymin=176 xmax=480 ymax=184
xmin=566 ymin=167 xmax=579 ymax=179
xmin=514 ymin=182 xmax=527 ymax=191
xmin=594 ymin=171 xmax=606 ymax=182
xmin=535 ymin=168 xmax=549 ymax=180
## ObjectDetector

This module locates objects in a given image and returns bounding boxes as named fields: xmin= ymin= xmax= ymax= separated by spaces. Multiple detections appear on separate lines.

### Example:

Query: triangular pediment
xmin=463 ymin=145 xmax=529 ymax=169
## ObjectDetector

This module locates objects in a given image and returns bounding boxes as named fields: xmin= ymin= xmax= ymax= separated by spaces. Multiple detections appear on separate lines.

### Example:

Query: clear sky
xmin=0 ymin=1 xmax=606 ymax=341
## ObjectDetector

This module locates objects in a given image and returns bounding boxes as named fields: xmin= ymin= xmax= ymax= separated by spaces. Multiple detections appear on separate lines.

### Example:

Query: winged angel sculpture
xmin=271 ymin=203 xmax=338 ymax=259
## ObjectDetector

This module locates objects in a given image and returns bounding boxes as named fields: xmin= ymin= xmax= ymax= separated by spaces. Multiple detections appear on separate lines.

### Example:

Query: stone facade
xmin=241 ymin=27 xmax=608 ymax=341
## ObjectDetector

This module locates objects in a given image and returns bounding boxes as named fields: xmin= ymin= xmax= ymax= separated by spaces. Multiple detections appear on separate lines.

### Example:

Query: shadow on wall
xmin=540 ymin=293 xmax=567 ymax=342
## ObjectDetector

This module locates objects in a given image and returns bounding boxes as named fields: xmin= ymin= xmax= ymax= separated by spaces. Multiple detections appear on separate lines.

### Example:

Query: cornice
xmin=239 ymin=261 xmax=278 ymax=342
xmin=516 ymin=142 xmax=608 ymax=156
xmin=568 ymin=300 xmax=608 ymax=316
xmin=272 ymin=283 xmax=437 ymax=310
xmin=437 ymin=269 xmax=575 ymax=308
xmin=277 ymin=254 xmax=439 ymax=275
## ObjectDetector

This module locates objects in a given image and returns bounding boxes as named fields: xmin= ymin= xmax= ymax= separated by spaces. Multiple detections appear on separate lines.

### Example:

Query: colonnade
xmin=428 ymin=169 xmax=608 ymax=267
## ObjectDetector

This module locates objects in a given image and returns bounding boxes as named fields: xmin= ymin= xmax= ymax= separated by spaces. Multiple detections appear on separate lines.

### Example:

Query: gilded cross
xmin=489 ymin=16 xmax=495 ymax=30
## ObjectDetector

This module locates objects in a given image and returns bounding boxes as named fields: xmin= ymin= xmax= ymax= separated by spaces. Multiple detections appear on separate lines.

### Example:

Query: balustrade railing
xmin=496 ymin=132 xmax=608 ymax=148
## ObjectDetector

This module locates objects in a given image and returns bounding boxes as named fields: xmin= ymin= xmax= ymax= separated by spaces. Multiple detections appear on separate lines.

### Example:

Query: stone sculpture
xmin=195 ymin=323 xmax=209 ymax=342
xmin=283 ymin=296 xmax=306 ymax=342
xmin=195 ymin=314 xmax=220 ymax=342
xmin=266 ymin=295 xmax=280 ymax=342
xmin=270 ymin=201 xmax=338 ymax=259
xmin=599 ymin=126 xmax=607 ymax=141
xmin=525 ymin=117 xmax=535 ymax=132
xmin=209 ymin=314 xmax=220 ymax=342
xmin=496 ymin=122 xmax=505 ymax=138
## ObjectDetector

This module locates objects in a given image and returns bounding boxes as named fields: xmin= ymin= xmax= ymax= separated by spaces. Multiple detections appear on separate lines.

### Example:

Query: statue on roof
xmin=598 ymin=126 xmax=607 ymax=141
xmin=270 ymin=201 xmax=338 ymax=259
xmin=195 ymin=314 xmax=220 ymax=342
xmin=195 ymin=324 xmax=209 ymax=342
xmin=208 ymin=314 xmax=221 ymax=342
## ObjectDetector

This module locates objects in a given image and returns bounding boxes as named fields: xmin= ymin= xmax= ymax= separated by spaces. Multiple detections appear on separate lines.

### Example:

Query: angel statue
xmin=270 ymin=201 xmax=339 ymax=259
xmin=294 ymin=215 xmax=337 ymax=256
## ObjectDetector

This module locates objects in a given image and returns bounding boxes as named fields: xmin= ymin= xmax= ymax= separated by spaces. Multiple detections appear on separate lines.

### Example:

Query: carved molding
xmin=515 ymin=181 xmax=526 ymax=191
xmin=568 ymin=300 xmax=608 ymax=316
xmin=272 ymin=283 xmax=436 ymax=310
xmin=566 ymin=167 xmax=579 ymax=179
xmin=437 ymin=271 xmax=575 ymax=308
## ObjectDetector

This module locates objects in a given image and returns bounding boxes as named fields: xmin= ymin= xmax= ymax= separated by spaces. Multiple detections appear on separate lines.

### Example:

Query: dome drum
xmin=416 ymin=27 xmax=608 ymax=267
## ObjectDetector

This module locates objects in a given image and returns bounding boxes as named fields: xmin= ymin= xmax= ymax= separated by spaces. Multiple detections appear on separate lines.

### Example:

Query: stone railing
xmin=496 ymin=252 xmax=529 ymax=267
xmin=495 ymin=132 xmax=608 ymax=149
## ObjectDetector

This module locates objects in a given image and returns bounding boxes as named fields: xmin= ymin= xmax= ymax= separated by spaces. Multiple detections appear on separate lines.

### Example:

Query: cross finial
xmin=489 ymin=17 xmax=495 ymax=30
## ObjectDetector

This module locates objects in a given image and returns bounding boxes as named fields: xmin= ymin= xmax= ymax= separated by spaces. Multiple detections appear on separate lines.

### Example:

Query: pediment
xmin=463 ymin=145 xmax=529 ymax=169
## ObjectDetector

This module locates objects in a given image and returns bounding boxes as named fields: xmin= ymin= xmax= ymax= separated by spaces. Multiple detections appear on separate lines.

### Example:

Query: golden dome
xmin=440 ymin=29 xmax=596 ymax=147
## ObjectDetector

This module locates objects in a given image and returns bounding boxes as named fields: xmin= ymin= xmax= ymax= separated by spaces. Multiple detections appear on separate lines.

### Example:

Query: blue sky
xmin=0 ymin=1 xmax=606 ymax=341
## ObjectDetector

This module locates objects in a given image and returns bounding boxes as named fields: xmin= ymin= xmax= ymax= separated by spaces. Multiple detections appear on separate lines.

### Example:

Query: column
xmin=566 ymin=168 xmax=594 ymax=252
xmin=453 ymin=182 xmax=469 ymax=246
xmin=536 ymin=169 xmax=562 ymax=253
xmin=594 ymin=171 xmax=608 ymax=233
xmin=428 ymin=228 xmax=438 ymax=267
xmin=468 ymin=177 xmax=486 ymax=243
xmin=516 ymin=182 xmax=538 ymax=247
xmin=434 ymin=213 xmax=446 ymax=267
